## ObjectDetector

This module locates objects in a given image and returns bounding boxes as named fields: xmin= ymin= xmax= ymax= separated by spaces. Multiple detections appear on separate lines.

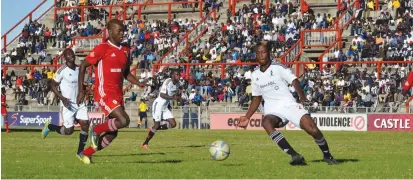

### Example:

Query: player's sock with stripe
xmin=48 ymin=124 xmax=66 ymax=135
xmin=143 ymin=128 xmax=156 ymax=145
xmin=93 ymin=118 xmax=118 ymax=135
xmin=77 ymin=130 xmax=88 ymax=155
xmin=82 ymin=136 xmax=113 ymax=157
xmin=314 ymin=135 xmax=332 ymax=157
xmin=269 ymin=130 xmax=298 ymax=156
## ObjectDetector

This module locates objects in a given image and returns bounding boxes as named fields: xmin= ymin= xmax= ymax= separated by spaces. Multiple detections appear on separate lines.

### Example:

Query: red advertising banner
xmin=210 ymin=113 xmax=285 ymax=130
xmin=368 ymin=114 xmax=413 ymax=132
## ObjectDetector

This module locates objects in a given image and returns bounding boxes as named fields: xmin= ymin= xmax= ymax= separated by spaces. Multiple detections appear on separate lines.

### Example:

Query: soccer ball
xmin=209 ymin=140 xmax=230 ymax=161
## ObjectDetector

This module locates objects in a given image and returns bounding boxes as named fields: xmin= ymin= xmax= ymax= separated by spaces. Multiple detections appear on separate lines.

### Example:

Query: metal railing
xmin=152 ymin=8 xmax=217 ymax=74
xmin=281 ymin=40 xmax=302 ymax=64
xmin=1 ymin=0 xmax=53 ymax=49
xmin=336 ymin=1 xmax=357 ymax=30
xmin=318 ymin=40 xmax=341 ymax=70
xmin=72 ymin=36 xmax=103 ymax=53
xmin=301 ymin=29 xmax=338 ymax=48
xmin=54 ymin=1 xmax=204 ymax=22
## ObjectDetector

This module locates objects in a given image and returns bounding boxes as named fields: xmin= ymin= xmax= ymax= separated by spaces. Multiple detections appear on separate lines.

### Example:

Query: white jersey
xmin=155 ymin=78 xmax=178 ymax=107
xmin=251 ymin=62 xmax=297 ymax=103
xmin=251 ymin=62 xmax=308 ymax=128
xmin=54 ymin=65 xmax=80 ymax=104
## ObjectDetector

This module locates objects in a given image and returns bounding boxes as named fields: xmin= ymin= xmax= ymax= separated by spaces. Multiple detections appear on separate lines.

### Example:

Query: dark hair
xmin=169 ymin=68 xmax=181 ymax=76
xmin=256 ymin=41 xmax=273 ymax=60
xmin=106 ymin=19 xmax=123 ymax=31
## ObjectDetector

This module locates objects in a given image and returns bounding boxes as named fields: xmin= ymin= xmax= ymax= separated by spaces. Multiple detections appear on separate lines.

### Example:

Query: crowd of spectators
xmin=2 ymin=0 xmax=412 ymax=114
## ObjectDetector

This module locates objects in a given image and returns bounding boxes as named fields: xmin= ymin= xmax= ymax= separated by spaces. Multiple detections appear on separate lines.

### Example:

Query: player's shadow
xmin=310 ymin=158 xmax=360 ymax=164
xmin=120 ymin=160 xmax=183 ymax=164
xmin=164 ymin=145 xmax=206 ymax=149
xmin=95 ymin=152 xmax=166 ymax=157
xmin=222 ymin=164 xmax=243 ymax=167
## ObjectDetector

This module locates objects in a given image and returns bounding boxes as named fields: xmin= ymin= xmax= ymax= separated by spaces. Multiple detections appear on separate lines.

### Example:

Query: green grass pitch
xmin=2 ymin=129 xmax=413 ymax=179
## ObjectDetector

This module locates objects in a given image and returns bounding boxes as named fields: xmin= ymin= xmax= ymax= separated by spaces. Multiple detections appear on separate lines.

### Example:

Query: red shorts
xmin=1 ymin=107 xmax=7 ymax=116
xmin=97 ymin=96 xmax=124 ymax=117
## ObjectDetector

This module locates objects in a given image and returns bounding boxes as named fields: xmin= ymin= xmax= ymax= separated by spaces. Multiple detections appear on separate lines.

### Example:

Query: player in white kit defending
xmin=237 ymin=41 xmax=339 ymax=165
xmin=140 ymin=69 xmax=181 ymax=149
xmin=41 ymin=49 xmax=90 ymax=160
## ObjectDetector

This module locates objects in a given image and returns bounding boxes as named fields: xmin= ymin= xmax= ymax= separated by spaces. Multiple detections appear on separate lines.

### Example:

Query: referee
xmin=138 ymin=98 xmax=148 ymax=129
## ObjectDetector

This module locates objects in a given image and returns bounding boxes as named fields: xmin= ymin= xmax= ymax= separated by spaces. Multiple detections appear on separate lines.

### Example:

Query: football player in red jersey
xmin=1 ymin=88 xmax=10 ymax=133
xmin=76 ymin=19 xmax=146 ymax=164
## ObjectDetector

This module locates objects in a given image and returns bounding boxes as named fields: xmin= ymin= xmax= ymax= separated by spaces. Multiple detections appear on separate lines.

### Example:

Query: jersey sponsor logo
xmin=111 ymin=53 xmax=116 ymax=57
xmin=110 ymin=68 xmax=121 ymax=72
xmin=259 ymin=81 xmax=278 ymax=89
xmin=113 ymin=100 xmax=118 ymax=104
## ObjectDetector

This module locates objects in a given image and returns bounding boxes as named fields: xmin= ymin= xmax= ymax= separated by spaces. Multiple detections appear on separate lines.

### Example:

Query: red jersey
xmin=402 ymin=71 xmax=413 ymax=93
xmin=85 ymin=41 xmax=130 ymax=100
xmin=1 ymin=94 xmax=7 ymax=115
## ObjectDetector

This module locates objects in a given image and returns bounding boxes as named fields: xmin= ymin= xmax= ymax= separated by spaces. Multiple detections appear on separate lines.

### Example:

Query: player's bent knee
xmin=168 ymin=119 xmax=176 ymax=128
xmin=300 ymin=114 xmax=319 ymax=136
xmin=263 ymin=115 xmax=280 ymax=129
xmin=78 ymin=120 xmax=89 ymax=131
xmin=63 ymin=127 xmax=75 ymax=135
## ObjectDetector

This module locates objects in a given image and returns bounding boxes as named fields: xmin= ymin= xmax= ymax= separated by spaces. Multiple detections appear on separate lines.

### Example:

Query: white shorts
xmin=263 ymin=101 xmax=309 ymax=128
xmin=60 ymin=103 xmax=88 ymax=128
xmin=152 ymin=100 xmax=174 ymax=122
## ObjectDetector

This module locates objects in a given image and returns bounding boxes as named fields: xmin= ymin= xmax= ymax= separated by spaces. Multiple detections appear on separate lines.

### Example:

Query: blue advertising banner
xmin=7 ymin=112 xmax=59 ymax=127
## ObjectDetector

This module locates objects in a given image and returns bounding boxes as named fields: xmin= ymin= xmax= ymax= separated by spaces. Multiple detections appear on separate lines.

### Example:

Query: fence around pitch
xmin=1 ymin=0 xmax=52 ymax=49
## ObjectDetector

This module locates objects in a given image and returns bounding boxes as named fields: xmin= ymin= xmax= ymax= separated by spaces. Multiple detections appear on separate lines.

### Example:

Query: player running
xmin=77 ymin=19 xmax=146 ymax=164
xmin=140 ymin=69 xmax=181 ymax=149
xmin=41 ymin=49 xmax=90 ymax=160
xmin=2 ymin=88 xmax=10 ymax=133
xmin=237 ymin=41 xmax=339 ymax=165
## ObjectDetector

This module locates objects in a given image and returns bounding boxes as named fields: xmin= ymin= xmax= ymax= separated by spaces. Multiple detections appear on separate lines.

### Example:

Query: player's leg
xmin=90 ymin=100 xmax=129 ymax=148
xmin=75 ymin=104 xmax=89 ymax=156
xmin=261 ymin=114 xmax=305 ymax=165
xmin=81 ymin=130 xmax=118 ymax=164
xmin=141 ymin=101 xmax=163 ymax=149
xmin=299 ymin=114 xmax=339 ymax=165
xmin=3 ymin=114 xmax=10 ymax=133
xmin=42 ymin=106 xmax=75 ymax=138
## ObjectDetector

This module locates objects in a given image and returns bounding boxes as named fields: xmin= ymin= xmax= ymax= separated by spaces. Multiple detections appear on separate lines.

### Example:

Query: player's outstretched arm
xmin=125 ymin=73 xmax=146 ymax=87
xmin=77 ymin=60 xmax=92 ymax=105
xmin=237 ymin=96 xmax=262 ymax=129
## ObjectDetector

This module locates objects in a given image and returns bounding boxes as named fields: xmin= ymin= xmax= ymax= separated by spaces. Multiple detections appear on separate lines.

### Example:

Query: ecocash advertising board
xmin=286 ymin=113 xmax=367 ymax=131
xmin=210 ymin=113 xmax=285 ymax=130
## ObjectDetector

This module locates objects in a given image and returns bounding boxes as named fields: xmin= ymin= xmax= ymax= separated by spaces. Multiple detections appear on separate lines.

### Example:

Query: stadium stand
xmin=2 ymin=0 xmax=412 ymax=128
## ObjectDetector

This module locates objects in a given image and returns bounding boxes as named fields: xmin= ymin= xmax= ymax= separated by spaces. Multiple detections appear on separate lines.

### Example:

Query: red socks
xmin=94 ymin=118 xmax=118 ymax=135
xmin=82 ymin=146 xmax=96 ymax=157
